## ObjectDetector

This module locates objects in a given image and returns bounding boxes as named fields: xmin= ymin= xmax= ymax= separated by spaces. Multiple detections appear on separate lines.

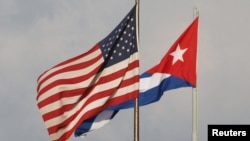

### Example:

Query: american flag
xmin=36 ymin=5 xmax=139 ymax=141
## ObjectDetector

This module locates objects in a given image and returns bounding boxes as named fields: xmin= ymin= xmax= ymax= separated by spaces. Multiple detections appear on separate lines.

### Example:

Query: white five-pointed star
xmin=170 ymin=45 xmax=188 ymax=65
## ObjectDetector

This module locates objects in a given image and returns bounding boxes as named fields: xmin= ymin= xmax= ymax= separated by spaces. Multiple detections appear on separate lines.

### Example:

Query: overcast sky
xmin=1 ymin=0 xmax=250 ymax=141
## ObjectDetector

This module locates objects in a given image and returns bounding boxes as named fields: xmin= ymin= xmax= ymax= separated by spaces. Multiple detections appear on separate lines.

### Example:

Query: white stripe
xmin=38 ymin=48 xmax=101 ymax=84
xmin=38 ymin=57 xmax=104 ymax=93
xmin=140 ymin=73 xmax=171 ymax=92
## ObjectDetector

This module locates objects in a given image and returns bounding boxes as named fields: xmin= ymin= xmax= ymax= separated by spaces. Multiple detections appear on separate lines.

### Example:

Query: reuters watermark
xmin=208 ymin=125 xmax=250 ymax=141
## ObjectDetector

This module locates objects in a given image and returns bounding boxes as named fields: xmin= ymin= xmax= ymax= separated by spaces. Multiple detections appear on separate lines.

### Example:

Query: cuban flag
xmin=75 ymin=16 xmax=199 ymax=137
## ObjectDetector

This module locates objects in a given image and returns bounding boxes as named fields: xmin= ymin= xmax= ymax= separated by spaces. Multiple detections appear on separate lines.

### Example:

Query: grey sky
xmin=1 ymin=0 xmax=250 ymax=141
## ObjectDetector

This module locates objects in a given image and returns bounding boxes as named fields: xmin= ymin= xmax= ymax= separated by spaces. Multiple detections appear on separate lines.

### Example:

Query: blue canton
xmin=99 ymin=6 xmax=137 ymax=67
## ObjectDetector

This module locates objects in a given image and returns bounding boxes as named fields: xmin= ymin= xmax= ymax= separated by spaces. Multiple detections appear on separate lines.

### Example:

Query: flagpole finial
xmin=193 ymin=7 xmax=199 ymax=18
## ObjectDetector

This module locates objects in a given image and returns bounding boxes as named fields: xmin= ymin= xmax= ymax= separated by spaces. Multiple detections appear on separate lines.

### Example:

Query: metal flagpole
xmin=192 ymin=87 xmax=198 ymax=141
xmin=192 ymin=7 xmax=199 ymax=141
xmin=134 ymin=0 xmax=140 ymax=141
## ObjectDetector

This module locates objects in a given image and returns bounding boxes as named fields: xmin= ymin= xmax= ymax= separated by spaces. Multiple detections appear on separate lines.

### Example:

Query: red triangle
xmin=148 ymin=17 xmax=199 ymax=86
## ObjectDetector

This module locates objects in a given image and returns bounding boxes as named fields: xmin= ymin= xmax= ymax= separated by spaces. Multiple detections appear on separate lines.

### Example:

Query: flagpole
xmin=192 ymin=88 xmax=198 ymax=141
xmin=192 ymin=7 xmax=199 ymax=141
xmin=134 ymin=0 xmax=140 ymax=141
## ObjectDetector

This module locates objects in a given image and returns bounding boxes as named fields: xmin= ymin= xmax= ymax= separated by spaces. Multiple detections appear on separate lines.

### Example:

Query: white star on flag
xmin=170 ymin=45 xmax=188 ymax=65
